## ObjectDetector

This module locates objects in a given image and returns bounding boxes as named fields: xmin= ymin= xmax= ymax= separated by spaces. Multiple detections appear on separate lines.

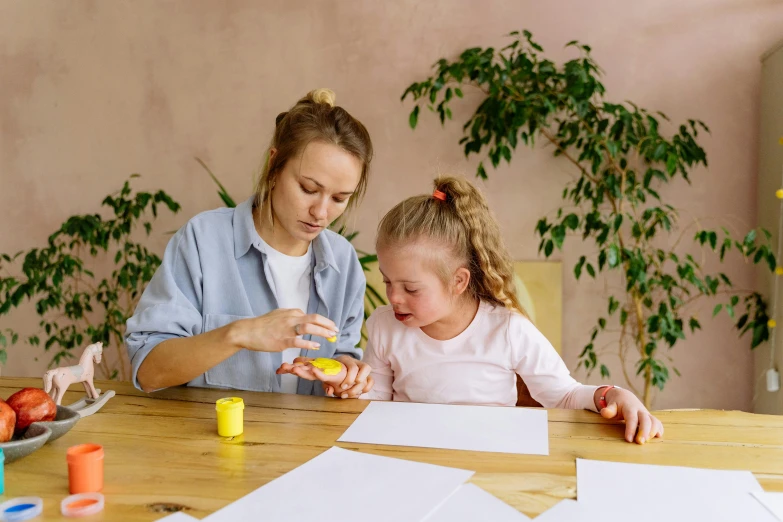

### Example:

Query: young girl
xmin=278 ymin=176 xmax=663 ymax=445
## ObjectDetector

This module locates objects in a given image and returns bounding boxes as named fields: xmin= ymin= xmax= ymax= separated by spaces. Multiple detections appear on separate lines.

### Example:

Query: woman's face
xmin=268 ymin=141 xmax=363 ymax=250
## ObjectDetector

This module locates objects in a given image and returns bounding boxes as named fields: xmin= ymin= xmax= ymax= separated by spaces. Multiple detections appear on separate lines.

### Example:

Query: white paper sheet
xmin=338 ymin=401 xmax=549 ymax=455
xmin=202 ymin=446 xmax=474 ymax=522
xmin=423 ymin=483 xmax=531 ymax=521
xmin=753 ymin=492 xmax=783 ymax=521
xmin=575 ymin=459 xmax=775 ymax=522
xmin=577 ymin=458 xmax=763 ymax=502
xmin=536 ymin=495 xmax=778 ymax=522
xmin=155 ymin=513 xmax=200 ymax=522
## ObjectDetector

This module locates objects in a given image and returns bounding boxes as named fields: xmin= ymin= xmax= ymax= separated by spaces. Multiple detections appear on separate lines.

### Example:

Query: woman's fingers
xmin=291 ymin=337 xmax=320 ymax=351
xmin=301 ymin=314 xmax=338 ymax=332
xmin=275 ymin=363 xmax=293 ymax=375
xmin=308 ymin=364 xmax=330 ymax=382
xmin=294 ymin=322 xmax=338 ymax=340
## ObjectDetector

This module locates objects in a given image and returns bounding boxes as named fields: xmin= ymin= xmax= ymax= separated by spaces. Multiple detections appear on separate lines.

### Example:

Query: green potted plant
xmin=0 ymin=177 xmax=180 ymax=379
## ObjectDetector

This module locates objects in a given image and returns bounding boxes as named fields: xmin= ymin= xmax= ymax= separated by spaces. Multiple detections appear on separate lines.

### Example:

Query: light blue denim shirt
xmin=124 ymin=196 xmax=365 ymax=394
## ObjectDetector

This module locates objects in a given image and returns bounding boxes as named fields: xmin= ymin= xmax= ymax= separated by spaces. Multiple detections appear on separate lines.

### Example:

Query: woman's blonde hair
xmin=377 ymin=176 xmax=527 ymax=316
xmin=254 ymin=88 xmax=373 ymax=220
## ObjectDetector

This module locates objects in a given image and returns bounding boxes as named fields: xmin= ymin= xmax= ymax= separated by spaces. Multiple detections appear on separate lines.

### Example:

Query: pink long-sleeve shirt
xmin=360 ymin=302 xmax=599 ymax=410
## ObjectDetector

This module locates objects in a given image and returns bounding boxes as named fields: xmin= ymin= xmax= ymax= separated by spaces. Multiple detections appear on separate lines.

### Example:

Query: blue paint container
xmin=0 ymin=497 xmax=43 ymax=521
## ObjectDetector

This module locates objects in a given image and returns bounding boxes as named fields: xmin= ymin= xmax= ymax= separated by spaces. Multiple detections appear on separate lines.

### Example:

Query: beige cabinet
xmin=755 ymin=40 xmax=783 ymax=414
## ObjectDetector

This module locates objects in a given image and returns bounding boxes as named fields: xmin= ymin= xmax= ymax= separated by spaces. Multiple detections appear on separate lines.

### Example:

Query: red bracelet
xmin=597 ymin=385 xmax=615 ymax=409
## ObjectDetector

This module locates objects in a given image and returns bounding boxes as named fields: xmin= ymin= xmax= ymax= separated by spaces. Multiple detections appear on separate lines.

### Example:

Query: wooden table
xmin=1 ymin=377 xmax=782 ymax=520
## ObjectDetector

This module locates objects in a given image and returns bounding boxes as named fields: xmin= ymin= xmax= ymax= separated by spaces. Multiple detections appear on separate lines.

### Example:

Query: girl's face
xmin=268 ymin=141 xmax=362 ymax=250
xmin=377 ymin=242 xmax=468 ymax=328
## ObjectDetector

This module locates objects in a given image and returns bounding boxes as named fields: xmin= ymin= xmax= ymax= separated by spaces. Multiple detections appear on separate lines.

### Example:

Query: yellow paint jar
xmin=215 ymin=397 xmax=244 ymax=437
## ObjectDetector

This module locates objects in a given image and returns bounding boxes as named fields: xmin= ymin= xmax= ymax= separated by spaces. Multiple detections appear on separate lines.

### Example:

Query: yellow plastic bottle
xmin=215 ymin=397 xmax=245 ymax=437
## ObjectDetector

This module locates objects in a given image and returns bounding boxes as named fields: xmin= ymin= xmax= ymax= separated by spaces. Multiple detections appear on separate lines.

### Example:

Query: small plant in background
xmin=0 ymin=177 xmax=180 ymax=379
xmin=195 ymin=158 xmax=386 ymax=341
xmin=402 ymin=30 xmax=776 ymax=406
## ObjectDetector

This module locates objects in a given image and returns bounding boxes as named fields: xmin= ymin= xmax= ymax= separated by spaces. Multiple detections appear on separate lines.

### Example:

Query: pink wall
xmin=2 ymin=0 xmax=783 ymax=409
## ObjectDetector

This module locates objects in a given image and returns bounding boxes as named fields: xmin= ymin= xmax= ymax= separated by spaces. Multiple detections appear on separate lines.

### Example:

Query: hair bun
xmin=309 ymin=88 xmax=336 ymax=107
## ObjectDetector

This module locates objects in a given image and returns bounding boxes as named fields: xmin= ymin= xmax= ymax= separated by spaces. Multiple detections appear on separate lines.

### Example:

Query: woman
xmin=125 ymin=89 xmax=374 ymax=399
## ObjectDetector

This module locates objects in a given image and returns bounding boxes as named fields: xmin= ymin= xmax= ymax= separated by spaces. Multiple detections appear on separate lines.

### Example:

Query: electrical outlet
xmin=767 ymin=368 xmax=780 ymax=392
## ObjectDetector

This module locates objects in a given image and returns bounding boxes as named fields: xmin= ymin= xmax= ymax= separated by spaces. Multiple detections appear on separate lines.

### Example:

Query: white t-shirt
xmin=258 ymin=237 xmax=313 ymax=394
xmin=361 ymin=302 xmax=599 ymax=410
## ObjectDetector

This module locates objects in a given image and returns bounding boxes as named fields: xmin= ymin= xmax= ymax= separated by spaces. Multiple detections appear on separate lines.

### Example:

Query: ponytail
xmin=377 ymin=176 xmax=527 ymax=316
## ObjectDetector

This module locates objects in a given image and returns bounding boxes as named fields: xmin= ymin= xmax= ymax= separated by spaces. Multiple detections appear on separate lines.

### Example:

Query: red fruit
xmin=0 ymin=399 xmax=15 ymax=442
xmin=6 ymin=388 xmax=56 ymax=433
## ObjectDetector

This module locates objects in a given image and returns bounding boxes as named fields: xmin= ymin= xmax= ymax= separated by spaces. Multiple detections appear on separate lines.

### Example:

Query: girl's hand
xmin=331 ymin=356 xmax=374 ymax=399
xmin=597 ymin=387 xmax=664 ymax=444
xmin=231 ymin=309 xmax=338 ymax=353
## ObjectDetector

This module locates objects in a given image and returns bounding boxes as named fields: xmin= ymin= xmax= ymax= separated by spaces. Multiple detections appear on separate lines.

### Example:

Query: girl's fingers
xmin=356 ymin=363 xmax=372 ymax=383
xmin=653 ymin=418 xmax=665 ymax=439
xmin=600 ymin=402 xmax=618 ymax=419
xmin=362 ymin=376 xmax=375 ymax=394
xmin=624 ymin=408 xmax=640 ymax=443
xmin=343 ymin=380 xmax=367 ymax=399
xmin=636 ymin=411 xmax=652 ymax=445
xmin=341 ymin=360 xmax=360 ymax=391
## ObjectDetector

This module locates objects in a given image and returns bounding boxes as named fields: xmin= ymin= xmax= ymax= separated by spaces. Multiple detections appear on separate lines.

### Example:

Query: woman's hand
xmin=229 ymin=309 xmax=337 ymax=353
xmin=276 ymin=356 xmax=374 ymax=399
xmin=597 ymin=387 xmax=664 ymax=444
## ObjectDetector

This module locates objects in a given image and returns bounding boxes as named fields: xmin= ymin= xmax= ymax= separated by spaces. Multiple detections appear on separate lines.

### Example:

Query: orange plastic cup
xmin=66 ymin=444 xmax=104 ymax=494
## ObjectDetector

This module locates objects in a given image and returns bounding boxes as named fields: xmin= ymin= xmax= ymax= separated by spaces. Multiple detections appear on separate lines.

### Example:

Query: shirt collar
xmin=233 ymin=196 xmax=256 ymax=260
xmin=233 ymin=196 xmax=341 ymax=274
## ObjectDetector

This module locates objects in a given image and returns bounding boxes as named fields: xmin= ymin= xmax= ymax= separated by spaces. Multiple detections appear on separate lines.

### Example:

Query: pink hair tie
xmin=432 ymin=189 xmax=447 ymax=201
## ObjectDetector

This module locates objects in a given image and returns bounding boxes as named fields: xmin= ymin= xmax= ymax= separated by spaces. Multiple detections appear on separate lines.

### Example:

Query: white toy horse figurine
xmin=43 ymin=342 xmax=103 ymax=406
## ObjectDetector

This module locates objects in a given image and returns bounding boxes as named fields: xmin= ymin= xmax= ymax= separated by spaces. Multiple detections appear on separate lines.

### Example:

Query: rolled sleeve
xmin=125 ymin=224 xmax=204 ymax=390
